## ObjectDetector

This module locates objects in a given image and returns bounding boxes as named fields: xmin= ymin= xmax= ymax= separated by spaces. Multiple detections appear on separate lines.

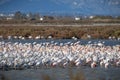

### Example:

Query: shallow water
xmin=0 ymin=67 xmax=120 ymax=80
xmin=1 ymin=39 xmax=120 ymax=46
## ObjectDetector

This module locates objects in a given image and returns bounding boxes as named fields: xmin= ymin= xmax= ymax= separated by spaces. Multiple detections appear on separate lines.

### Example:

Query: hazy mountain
xmin=0 ymin=0 xmax=120 ymax=16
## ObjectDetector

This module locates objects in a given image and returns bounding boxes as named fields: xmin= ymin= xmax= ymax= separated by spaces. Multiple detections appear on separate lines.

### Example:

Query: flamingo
xmin=116 ymin=60 xmax=120 ymax=67
xmin=0 ymin=40 xmax=120 ymax=70
xmin=91 ymin=62 xmax=97 ymax=68
xmin=105 ymin=62 xmax=110 ymax=69
xmin=52 ymin=62 xmax=58 ymax=67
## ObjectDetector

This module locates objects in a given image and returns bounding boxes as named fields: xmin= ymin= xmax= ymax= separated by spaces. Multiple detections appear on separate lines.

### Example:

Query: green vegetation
xmin=0 ymin=25 xmax=119 ymax=39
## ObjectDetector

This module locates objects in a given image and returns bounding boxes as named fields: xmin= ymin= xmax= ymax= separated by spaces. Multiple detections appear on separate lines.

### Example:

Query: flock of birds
xmin=0 ymin=35 xmax=120 ymax=40
xmin=0 ymin=39 xmax=120 ymax=71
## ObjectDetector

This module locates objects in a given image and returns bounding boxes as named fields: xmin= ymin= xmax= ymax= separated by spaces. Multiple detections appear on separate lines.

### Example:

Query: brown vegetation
xmin=0 ymin=25 xmax=120 ymax=39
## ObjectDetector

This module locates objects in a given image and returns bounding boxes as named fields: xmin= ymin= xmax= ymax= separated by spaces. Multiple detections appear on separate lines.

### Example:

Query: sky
xmin=0 ymin=0 xmax=120 ymax=16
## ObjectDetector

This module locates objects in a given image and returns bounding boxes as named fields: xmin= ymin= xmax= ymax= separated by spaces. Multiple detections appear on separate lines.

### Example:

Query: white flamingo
xmin=91 ymin=62 xmax=97 ymax=68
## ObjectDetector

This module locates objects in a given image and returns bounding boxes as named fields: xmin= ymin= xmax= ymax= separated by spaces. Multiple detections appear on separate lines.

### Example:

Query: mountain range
xmin=0 ymin=0 xmax=120 ymax=16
